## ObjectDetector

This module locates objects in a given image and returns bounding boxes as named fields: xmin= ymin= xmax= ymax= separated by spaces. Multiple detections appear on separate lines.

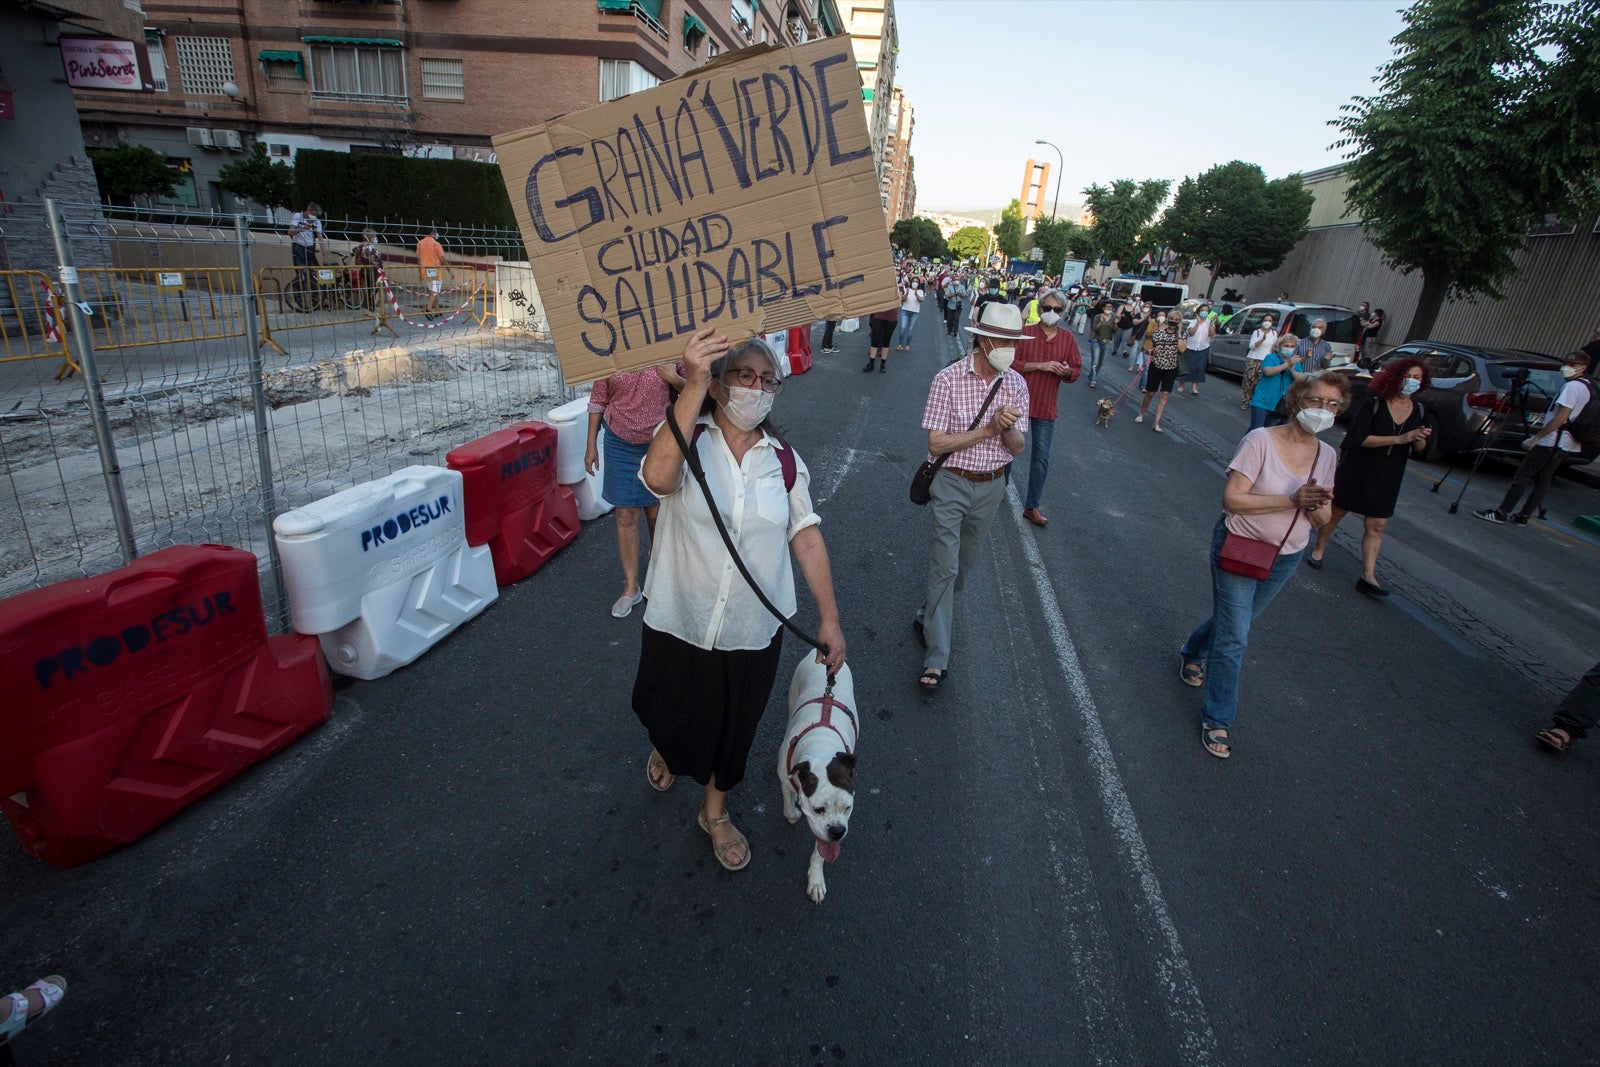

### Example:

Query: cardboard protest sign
xmin=492 ymin=37 xmax=898 ymax=384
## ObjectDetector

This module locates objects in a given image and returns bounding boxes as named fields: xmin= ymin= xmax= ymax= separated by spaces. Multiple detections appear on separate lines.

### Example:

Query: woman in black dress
xmin=1307 ymin=356 xmax=1432 ymax=596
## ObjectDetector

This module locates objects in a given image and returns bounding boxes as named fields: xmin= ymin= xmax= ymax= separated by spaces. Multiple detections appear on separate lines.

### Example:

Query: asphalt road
xmin=3 ymin=308 xmax=1599 ymax=1066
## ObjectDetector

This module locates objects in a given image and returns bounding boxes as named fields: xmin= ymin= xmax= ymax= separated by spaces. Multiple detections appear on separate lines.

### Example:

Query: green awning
xmin=635 ymin=0 xmax=663 ymax=17
xmin=258 ymin=50 xmax=305 ymax=79
xmin=597 ymin=0 xmax=632 ymax=10
xmin=683 ymin=13 xmax=708 ymax=38
xmin=303 ymin=36 xmax=402 ymax=47
xmin=862 ymin=87 xmax=873 ymax=101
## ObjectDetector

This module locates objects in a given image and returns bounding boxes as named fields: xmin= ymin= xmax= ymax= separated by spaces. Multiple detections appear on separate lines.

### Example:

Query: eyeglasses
xmin=727 ymin=367 xmax=784 ymax=394
xmin=1041 ymin=306 xmax=1065 ymax=313
xmin=1301 ymin=396 xmax=1344 ymax=411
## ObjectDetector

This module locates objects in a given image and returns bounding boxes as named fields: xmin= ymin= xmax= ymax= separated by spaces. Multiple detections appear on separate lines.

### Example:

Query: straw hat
xmin=964 ymin=301 xmax=1027 ymax=341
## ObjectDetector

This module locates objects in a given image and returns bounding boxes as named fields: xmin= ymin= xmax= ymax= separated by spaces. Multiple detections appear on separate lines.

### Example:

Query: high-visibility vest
xmin=1023 ymin=298 xmax=1040 ymax=325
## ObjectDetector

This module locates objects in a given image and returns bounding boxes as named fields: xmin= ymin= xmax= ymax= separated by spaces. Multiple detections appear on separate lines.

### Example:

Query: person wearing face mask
xmin=1088 ymin=305 xmax=1116 ymax=388
xmin=914 ymin=302 xmax=1030 ymax=692
xmin=1241 ymin=313 xmax=1279 ymax=410
xmin=1291 ymin=319 xmax=1333 ymax=373
xmin=1181 ymin=304 xmax=1217 ymax=396
xmin=1134 ymin=309 xmax=1183 ymax=432
xmin=635 ymin=330 xmax=847 ymax=873
xmin=1124 ymin=301 xmax=1152 ymax=373
xmin=1015 ymin=289 xmax=1082 ymax=527
xmin=1475 ymin=350 xmax=1596 ymax=526
xmin=1306 ymin=357 xmax=1432 ymax=596
xmin=1248 ymin=332 xmax=1301 ymax=430
xmin=1179 ymin=373 xmax=1346 ymax=759
xmin=897 ymin=276 xmax=926 ymax=351
xmin=972 ymin=277 xmax=1008 ymax=327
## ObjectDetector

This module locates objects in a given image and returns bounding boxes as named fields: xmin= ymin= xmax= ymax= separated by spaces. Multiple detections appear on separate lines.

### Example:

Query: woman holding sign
xmin=634 ymin=329 xmax=847 ymax=873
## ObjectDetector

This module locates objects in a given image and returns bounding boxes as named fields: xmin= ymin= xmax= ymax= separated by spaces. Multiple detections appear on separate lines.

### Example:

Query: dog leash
xmin=665 ymin=406 xmax=835 ymax=677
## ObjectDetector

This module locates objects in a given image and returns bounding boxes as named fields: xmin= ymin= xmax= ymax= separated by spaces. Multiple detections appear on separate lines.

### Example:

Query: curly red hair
xmin=1369 ymin=356 xmax=1431 ymax=401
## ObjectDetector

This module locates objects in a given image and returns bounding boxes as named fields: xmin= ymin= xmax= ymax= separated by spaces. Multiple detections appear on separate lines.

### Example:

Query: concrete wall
xmin=0 ymin=5 xmax=109 ymax=270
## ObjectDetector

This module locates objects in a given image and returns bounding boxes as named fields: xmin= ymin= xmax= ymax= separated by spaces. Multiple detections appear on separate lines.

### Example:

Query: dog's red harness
xmin=785 ymin=693 xmax=858 ymax=787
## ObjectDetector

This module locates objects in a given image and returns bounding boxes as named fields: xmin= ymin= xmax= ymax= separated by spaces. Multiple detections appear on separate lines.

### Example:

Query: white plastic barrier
xmin=545 ymin=396 xmax=613 ymax=521
xmin=273 ymin=465 xmax=498 ymax=680
xmin=765 ymin=330 xmax=791 ymax=378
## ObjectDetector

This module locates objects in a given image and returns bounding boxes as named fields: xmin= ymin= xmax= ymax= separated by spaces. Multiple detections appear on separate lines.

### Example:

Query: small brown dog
xmin=1095 ymin=398 xmax=1115 ymax=427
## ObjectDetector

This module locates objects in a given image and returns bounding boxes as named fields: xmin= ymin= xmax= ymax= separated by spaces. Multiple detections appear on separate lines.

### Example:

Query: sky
xmin=895 ymin=0 xmax=1411 ymax=216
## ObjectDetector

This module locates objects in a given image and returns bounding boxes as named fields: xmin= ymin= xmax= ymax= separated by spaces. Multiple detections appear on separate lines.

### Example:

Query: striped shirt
xmin=921 ymin=356 xmax=1030 ymax=472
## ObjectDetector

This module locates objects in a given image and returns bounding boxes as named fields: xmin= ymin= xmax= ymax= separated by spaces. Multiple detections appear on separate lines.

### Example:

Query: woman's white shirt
xmin=641 ymin=415 xmax=821 ymax=651
xmin=1247 ymin=328 xmax=1279 ymax=361
xmin=901 ymin=287 xmax=925 ymax=312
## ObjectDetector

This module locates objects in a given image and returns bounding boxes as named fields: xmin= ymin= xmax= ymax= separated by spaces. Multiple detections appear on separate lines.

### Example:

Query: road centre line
xmin=1003 ymin=482 xmax=1220 ymax=1065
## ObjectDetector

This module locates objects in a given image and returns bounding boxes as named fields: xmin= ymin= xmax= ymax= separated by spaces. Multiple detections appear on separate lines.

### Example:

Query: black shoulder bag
xmin=909 ymin=376 xmax=1005 ymax=505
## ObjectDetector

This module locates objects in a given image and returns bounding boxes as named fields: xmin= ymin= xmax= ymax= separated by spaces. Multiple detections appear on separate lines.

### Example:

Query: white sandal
xmin=1 ymin=976 xmax=66 ymax=1044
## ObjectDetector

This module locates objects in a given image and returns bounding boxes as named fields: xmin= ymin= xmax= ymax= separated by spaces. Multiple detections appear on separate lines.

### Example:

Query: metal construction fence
xmin=0 ymin=200 xmax=568 ymax=624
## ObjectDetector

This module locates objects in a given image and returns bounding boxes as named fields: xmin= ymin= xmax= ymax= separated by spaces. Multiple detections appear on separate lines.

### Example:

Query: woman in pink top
xmin=585 ymin=367 xmax=675 ymax=618
xmin=1178 ymin=372 xmax=1350 ymax=758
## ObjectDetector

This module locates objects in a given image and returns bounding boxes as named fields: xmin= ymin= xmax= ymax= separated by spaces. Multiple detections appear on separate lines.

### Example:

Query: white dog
xmin=778 ymin=656 xmax=859 ymax=904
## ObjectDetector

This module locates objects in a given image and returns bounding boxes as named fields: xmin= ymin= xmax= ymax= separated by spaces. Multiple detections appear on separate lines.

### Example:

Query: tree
xmin=1030 ymin=217 xmax=1100 ymax=277
xmin=948 ymin=225 xmax=991 ymax=260
xmin=91 ymin=144 xmax=182 ymax=205
xmin=219 ymin=143 xmax=298 ymax=211
xmin=889 ymin=216 xmax=948 ymax=259
xmin=1332 ymin=0 xmax=1600 ymax=341
xmin=1081 ymin=179 xmax=1170 ymax=271
xmin=1156 ymin=161 xmax=1313 ymax=297
xmin=994 ymin=199 xmax=1024 ymax=259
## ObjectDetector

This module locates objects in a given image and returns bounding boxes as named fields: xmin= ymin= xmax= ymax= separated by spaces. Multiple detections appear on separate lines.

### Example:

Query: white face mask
xmin=1040 ymin=311 xmax=1061 ymax=326
xmin=1562 ymin=364 xmax=1583 ymax=380
xmin=1310 ymin=328 xmax=1323 ymax=339
xmin=720 ymin=384 xmax=774 ymax=431
xmin=1401 ymin=378 xmax=1422 ymax=396
xmin=986 ymin=345 xmax=1016 ymax=372
xmin=1296 ymin=407 xmax=1335 ymax=434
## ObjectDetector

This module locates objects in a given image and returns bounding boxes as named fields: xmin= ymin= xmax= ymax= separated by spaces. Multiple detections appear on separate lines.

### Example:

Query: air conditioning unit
xmin=186 ymin=126 xmax=216 ymax=148
xmin=218 ymin=129 xmax=244 ymax=150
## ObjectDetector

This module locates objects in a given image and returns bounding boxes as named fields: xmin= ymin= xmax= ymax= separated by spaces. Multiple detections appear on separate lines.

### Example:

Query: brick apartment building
xmin=882 ymin=83 xmax=913 ymax=225
xmin=66 ymin=0 xmax=850 ymax=212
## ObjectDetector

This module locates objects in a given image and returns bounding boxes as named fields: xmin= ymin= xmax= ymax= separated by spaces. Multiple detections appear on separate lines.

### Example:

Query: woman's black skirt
xmin=632 ymin=624 xmax=784 ymax=790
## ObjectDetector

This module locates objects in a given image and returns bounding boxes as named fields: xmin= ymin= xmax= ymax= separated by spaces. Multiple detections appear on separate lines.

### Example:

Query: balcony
xmin=599 ymin=0 xmax=669 ymax=41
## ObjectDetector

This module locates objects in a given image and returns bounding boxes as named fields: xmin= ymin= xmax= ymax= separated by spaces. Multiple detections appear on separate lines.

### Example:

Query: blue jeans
xmin=1086 ymin=339 xmax=1107 ymax=383
xmin=1181 ymin=516 xmax=1306 ymax=729
xmin=898 ymin=308 xmax=919 ymax=346
xmin=1248 ymin=404 xmax=1286 ymax=430
xmin=1023 ymin=417 xmax=1055 ymax=510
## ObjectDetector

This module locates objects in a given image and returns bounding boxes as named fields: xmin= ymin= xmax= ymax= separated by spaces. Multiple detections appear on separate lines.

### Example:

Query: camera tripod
xmin=1430 ymin=368 xmax=1550 ymax=515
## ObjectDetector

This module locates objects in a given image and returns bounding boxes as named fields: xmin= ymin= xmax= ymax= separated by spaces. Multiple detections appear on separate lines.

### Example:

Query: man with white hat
xmin=913 ymin=302 xmax=1030 ymax=694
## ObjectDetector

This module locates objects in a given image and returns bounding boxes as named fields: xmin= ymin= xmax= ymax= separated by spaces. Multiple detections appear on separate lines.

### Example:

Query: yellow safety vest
xmin=1024 ymin=298 xmax=1040 ymax=325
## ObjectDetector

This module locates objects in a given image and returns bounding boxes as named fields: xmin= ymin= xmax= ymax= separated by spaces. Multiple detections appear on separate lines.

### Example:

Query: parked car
xmin=1205 ymin=301 xmax=1362 ymax=374
xmin=1103 ymin=277 xmax=1189 ymax=309
xmin=1341 ymin=341 xmax=1572 ymax=463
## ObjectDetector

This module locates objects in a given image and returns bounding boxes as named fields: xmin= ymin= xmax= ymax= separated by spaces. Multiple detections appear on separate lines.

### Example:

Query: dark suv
xmin=1342 ymin=341 xmax=1572 ymax=463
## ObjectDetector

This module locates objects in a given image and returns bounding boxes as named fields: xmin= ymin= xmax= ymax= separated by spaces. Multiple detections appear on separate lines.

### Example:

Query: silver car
xmin=1205 ymin=301 xmax=1363 ymax=374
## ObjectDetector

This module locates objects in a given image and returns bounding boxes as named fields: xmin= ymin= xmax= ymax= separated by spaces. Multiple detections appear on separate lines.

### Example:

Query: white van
xmin=1104 ymin=277 xmax=1188 ymax=308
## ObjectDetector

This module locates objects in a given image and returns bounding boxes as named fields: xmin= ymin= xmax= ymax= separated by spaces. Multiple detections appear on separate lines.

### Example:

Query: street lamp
xmin=1034 ymin=139 xmax=1063 ymax=222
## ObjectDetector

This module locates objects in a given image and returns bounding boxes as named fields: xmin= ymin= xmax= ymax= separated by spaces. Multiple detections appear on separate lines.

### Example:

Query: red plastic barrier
xmin=447 ymin=421 xmax=580 ymax=586
xmin=0 ymin=545 xmax=332 ymax=867
xmin=787 ymin=325 xmax=813 ymax=375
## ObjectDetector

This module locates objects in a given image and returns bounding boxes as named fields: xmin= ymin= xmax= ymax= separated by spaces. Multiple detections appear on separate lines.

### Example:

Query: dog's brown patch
xmin=826 ymin=752 xmax=856 ymax=793
xmin=794 ymin=760 xmax=819 ymax=797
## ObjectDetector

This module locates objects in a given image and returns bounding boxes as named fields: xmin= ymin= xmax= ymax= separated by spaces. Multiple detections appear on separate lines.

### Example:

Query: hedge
xmin=293 ymin=149 xmax=518 ymax=231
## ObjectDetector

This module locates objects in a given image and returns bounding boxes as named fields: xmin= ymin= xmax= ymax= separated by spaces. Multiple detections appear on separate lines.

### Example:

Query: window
xmin=421 ymin=57 xmax=465 ymax=101
xmin=144 ymin=31 xmax=168 ymax=92
xmin=261 ymin=52 xmax=305 ymax=91
xmin=1527 ymin=212 xmax=1575 ymax=237
xmin=310 ymin=42 xmax=406 ymax=102
xmin=174 ymin=36 xmax=236 ymax=96
xmin=599 ymin=59 xmax=659 ymax=102
xmin=267 ymin=143 xmax=291 ymax=158
xmin=708 ymin=40 xmax=720 ymax=58
xmin=732 ymin=0 xmax=755 ymax=35
xmin=683 ymin=15 xmax=708 ymax=55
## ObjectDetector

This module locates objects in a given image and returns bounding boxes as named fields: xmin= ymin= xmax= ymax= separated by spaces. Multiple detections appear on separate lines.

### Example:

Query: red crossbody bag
xmin=1217 ymin=464 xmax=1314 ymax=580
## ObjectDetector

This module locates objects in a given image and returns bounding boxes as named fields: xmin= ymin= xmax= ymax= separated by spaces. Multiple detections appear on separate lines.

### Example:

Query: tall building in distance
xmin=846 ymin=0 xmax=898 ymax=215
xmin=61 ymin=0 xmax=847 ymax=212
xmin=1019 ymin=159 xmax=1051 ymax=225
xmin=884 ymin=86 xmax=916 ymax=226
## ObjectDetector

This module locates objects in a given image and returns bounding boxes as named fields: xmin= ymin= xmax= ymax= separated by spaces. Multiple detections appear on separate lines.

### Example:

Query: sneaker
xmin=1473 ymin=508 xmax=1506 ymax=525
xmin=821 ymin=346 xmax=838 ymax=354
xmin=1134 ymin=414 xmax=1145 ymax=423
xmin=611 ymin=590 xmax=644 ymax=618
xmin=1511 ymin=514 xmax=1530 ymax=526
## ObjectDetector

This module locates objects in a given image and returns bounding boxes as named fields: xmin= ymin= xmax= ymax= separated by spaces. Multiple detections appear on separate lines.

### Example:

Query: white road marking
xmin=1005 ymin=482 xmax=1221 ymax=1066
xmin=812 ymin=396 xmax=871 ymax=506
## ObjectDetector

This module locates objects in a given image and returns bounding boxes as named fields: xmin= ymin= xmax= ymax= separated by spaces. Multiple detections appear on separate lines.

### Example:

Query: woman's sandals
xmin=1 ymin=975 xmax=67 ymax=1045
xmin=1201 ymin=726 xmax=1231 ymax=759
xmin=1536 ymin=727 xmax=1573 ymax=753
xmin=697 ymin=806 xmax=751 ymax=871
xmin=645 ymin=749 xmax=674 ymax=792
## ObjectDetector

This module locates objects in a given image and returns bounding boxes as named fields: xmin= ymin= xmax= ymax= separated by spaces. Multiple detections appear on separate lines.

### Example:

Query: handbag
xmin=910 ymin=376 xmax=1006 ymax=505
xmin=1218 ymin=506 xmax=1303 ymax=579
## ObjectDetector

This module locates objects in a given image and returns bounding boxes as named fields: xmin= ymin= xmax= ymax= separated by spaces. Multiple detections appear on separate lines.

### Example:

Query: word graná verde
xmin=360 ymin=495 xmax=453 ymax=552
xmin=33 ymin=591 xmax=238 ymax=690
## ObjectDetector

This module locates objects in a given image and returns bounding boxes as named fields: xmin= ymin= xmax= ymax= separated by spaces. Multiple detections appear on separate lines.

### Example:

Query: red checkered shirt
xmin=588 ymin=369 xmax=672 ymax=445
xmin=921 ymin=357 xmax=1030 ymax=473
